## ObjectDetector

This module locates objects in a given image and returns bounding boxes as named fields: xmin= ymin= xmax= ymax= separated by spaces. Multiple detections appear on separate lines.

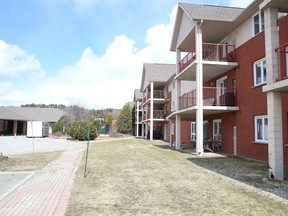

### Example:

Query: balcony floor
xmin=263 ymin=79 xmax=288 ymax=92
xmin=167 ymin=106 xmax=239 ymax=120
xmin=176 ymin=61 xmax=238 ymax=81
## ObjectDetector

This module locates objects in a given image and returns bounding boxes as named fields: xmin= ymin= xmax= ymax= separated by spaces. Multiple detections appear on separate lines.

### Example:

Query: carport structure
xmin=0 ymin=107 xmax=67 ymax=136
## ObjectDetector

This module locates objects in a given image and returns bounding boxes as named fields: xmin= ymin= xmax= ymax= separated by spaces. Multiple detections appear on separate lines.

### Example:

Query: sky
xmin=0 ymin=0 xmax=253 ymax=109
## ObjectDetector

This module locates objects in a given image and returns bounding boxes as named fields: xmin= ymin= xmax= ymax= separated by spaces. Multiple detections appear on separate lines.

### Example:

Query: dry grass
xmin=0 ymin=151 xmax=63 ymax=171
xmin=66 ymin=138 xmax=288 ymax=216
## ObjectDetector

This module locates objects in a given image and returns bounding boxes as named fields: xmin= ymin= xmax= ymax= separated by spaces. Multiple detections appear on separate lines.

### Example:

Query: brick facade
xmin=279 ymin=15 xmax=288 ymax=166
xmin=177 ymin=24 xmax=288 ymax=166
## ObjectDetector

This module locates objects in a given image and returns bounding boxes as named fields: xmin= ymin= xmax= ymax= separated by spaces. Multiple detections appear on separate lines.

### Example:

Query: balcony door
xmin=213 ymin=119 xmax=222 ymax=141
xmin=216 ymin=76 xmax=227 ymax=105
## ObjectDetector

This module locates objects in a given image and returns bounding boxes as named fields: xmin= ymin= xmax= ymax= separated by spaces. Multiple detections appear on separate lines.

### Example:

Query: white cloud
xmin=0 ymin=5 xmax=177 ymax=109
xmin=0 ymin=40 xmax=45 ymax=79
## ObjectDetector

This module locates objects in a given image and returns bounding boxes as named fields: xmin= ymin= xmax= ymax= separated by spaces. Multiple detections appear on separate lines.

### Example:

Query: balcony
xmin=141 ymin=90 xmax=168 ymax=107
xmin=177 ymin=43 xmax=238 ymax=81
xmin=276 ymin=42 xmax=288 ymax=82
xmin=145 ymin=110 xmax=167 ymax=120
xmin=263 ymin=42 xmax=288 ymax=92
xmin=135 ymin=117 xmax=142 ymax=123
xmin=147 ymin=90 xmax=166 ymax=100
xmin=179 ymin=87 xmax=236 ymax=110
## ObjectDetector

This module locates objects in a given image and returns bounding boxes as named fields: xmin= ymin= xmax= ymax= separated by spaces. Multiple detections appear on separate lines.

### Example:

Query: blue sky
xmin=0 ymin=0 xmax=253 ymax=109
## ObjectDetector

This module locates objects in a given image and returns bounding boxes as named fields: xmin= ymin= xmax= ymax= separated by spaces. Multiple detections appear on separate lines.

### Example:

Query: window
xmin=172 ymin=80 xmax=175 ymax=89
xmin=190 ymin=121 xmax=196 ymax=141
xmin=253 ymin=10 xmax=265 ymax=35
xmin=190 ymin=121 xmax=209 ymax=141
xmin=254 ymin=58 xmax=267 ymax=86
xmin=254 ymin=116 xmax=268 ymax=143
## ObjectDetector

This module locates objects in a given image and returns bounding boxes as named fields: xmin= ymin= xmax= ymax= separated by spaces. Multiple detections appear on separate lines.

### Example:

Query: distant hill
xmin=21 ymin=103 xmax=120 ymax=120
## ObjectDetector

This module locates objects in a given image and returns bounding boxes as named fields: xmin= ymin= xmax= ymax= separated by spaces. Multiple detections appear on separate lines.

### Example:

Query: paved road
xmin=0 ymin=136 xmax=72 ymax=155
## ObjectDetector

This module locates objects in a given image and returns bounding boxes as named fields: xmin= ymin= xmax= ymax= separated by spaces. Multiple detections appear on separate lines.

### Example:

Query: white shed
xmin=27 ymin=121 xmax=49 ymax=138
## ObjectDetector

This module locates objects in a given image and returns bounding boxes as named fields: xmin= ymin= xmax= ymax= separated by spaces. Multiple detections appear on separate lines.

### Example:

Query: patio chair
xmin=213 ymin=135 xmax=221 ymax=152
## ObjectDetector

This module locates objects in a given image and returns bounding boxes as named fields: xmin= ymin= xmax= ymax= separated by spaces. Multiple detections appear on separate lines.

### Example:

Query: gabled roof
xmin=0 ymin=107 xmax=67 ymax=122
xmin=171 ymin=3 xmax=244 ymax=51
xmin=133 ymin=89 xmax=142 ymax=102
xmin=140 ymin=63 xmax=176 ymax=91
xmin=180 ymin=3 xmax=243 ymax=22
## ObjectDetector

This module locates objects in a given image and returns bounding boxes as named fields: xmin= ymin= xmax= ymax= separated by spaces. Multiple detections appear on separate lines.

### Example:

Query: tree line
xmin=22 ymin=103 xmax=133 ymax=140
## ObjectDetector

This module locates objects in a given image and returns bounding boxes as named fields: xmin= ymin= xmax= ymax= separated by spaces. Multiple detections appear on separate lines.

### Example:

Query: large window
xmin=254 ymin=58 xmax=267 ymax=86
xmin=254 ymin=116 xmax=268 ymax=143
xmin=253 ymin=10 xmax=265 ymax=35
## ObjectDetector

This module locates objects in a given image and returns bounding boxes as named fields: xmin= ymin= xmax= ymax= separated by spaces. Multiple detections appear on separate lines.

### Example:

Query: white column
xmin=136 ymin=101 xmax=139 ymax=137
xmin=141 ymin=99 xmax=144 ymax=138
xmin=264 ymin=7 xmax=284 ymax=180
xmin=175 ymin=48 xmax=182 ymax=149
xmin=145 ymin=89 xmax=149 ymax=139
xmin=267 ymin=92 xmax=283 ymax=180
xmin=265 ymin=7 xmax=279 ymax=84
xmin=176 ymin=49 xmax=181 ymax=76
xmin=150 ymin=82 xmax=154 ymax=141
xmin=196 ymin=21 xmax=204 ymax=156
xmin=175 ymin=115 xmax=181 ymax=149
xmin=169 ymin=120 xmax=172 ymax=146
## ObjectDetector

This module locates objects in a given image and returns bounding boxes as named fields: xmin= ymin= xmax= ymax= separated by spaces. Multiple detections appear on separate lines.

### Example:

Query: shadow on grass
xmin=153 ymin=144 xmax=171 ymax=150
xmin=187 ymin=156 xmax=288 ymax=200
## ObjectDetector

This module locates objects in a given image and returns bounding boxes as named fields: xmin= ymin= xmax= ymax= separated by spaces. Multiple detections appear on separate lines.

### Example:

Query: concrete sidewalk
xmin=0 ymin=143 xmax=85 ymax=216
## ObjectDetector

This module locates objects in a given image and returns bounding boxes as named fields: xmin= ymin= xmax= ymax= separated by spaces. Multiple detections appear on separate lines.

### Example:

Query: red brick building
xmin=134 ymin=0 xmax=288 ymax=180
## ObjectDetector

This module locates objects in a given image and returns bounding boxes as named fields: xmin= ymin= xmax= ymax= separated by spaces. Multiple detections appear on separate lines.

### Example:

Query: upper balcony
xmin=141 ymin=90 xmax=169 ymax=106
xmin=170 ymin=87 xmax=239 ymax=119
xmin=176 ymin=43 xmax=238 ymax=81
xmin=276 ymin=42 xmax=288 ymax=82
xmin=263 ymin=42 xmax=288 ymax=92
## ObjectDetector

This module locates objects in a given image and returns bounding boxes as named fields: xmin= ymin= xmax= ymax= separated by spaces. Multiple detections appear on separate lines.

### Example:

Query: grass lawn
xmin=0 ymin=151 xmax=63 ymax=171
xmin=66 ymin=138 xmax=288 ymax=216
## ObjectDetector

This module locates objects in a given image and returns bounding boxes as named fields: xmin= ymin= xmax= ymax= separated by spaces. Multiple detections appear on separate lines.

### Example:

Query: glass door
xmin=216 ymin=76 xmax=227 ymax=105
xmin=213 ymin=119 xmax=222 ymax=141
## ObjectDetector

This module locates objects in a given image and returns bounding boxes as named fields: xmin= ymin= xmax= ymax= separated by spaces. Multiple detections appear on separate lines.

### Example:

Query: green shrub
xmin=67 ymin=120 xmax=97 ymax=141
xmin=52 ymin=116 xmax=66 ymax=134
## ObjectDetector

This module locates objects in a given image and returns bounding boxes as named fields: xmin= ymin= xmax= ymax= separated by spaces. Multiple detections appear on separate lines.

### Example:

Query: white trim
xmin=190 ymin=121 xmax=196 ymax=141
xmin=254 ymin=115 xmax=268 ymax=143
xmin=216 ymin=76 xmax=227 ymax=105
xmin=252 ymin=10 xmax=265 ymax=36
xmin=213 ymin=119 xmax=222 ymax=139
xmin=253 ymin=58 xmax=267 ymax=86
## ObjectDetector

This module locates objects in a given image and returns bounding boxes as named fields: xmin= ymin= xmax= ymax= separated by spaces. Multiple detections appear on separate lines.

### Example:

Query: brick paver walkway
xmin=0 ymin=144 xmax=85 ymax=216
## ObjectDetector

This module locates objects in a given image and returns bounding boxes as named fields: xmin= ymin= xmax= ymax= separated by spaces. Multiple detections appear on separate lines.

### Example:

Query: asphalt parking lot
xmin=0 ymin=136 xmax=71 ymax=155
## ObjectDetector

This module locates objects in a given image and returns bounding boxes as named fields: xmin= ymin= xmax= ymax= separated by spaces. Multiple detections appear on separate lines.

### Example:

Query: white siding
xmin=176 ymin=12 xmax=196 ymax=49
xmin=227 ymin=17 xmax=253 ymax=49
xmin=181 ymin=81 xmax=196 ymax=95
